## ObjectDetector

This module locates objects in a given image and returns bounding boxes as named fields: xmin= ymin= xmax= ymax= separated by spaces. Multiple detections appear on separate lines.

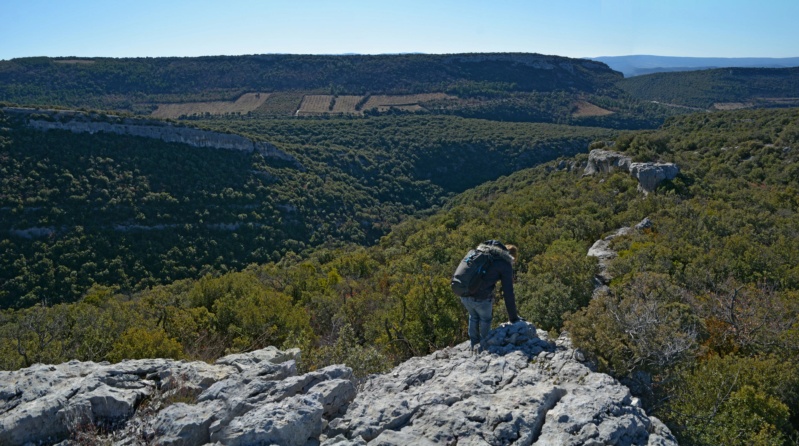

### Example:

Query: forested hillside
xmin=0 ymin=53 xmax=619 ymax=105
xmin=0 ymin=109 xmax=613 ymax=308
xmin=593 ymin=55 xmax=799 ymax=77
xmin=618 ymin=66 xmax=799 ymax=109
xmin=0 ymin=54 xmax=682 ymax=128
xmin=2 ymin=107 xmax=797 ymax=445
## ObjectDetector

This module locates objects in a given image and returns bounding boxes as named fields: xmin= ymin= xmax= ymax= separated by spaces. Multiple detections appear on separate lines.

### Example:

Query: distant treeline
xmin=617 ymin=66 xmax=799 ymax=109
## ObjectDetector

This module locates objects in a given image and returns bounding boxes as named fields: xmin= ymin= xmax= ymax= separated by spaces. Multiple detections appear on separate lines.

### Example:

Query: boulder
xmin=629 ymin=163 xmax=680 ymax=194
xmin=0 ymin=360 xmax=171 ymax=446
xmin=583 ymin=149 xmax=680 ymax=194
xmin=583 ymin=149 xmax=632 ymax=175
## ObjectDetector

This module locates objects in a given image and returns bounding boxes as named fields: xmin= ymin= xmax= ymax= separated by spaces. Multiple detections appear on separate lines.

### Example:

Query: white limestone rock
xmin=584 ymin=149 xmax=632 ymax=175
xmin=629 ymin=163 xmax=680 ymax=194
xmin=584 ymin=149 xmax=680 ymax=194
xmin=0 ymin=325 xmax=676 ymax=446
xmin=327 ymin=323 xmax=676 ymax=445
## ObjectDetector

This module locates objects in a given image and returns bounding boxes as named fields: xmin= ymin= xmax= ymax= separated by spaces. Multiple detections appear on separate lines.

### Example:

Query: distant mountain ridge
xmin=592 ymin=55 xmax=799 ymax=77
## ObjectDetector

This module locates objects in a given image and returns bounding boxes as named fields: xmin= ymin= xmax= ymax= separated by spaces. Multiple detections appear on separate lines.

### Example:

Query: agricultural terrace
xmin=151 ymin=92 xmax=270 ymax=118
xmin=295 ymin=95 xmax=366 ymax=115
xmin=296 ymin=93 xmax=455 ymax=116
xmin=571 ymin=101 xmax=614 ymax=117
xmin=362 ymin=93 xmax=453 ymax=112
xmin=296 ymin=95 xmax=337 ymax=116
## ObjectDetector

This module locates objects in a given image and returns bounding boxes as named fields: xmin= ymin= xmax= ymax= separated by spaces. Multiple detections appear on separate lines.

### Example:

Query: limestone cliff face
xmin=3 ymin=107 xmax=301 ymax=168
xmin=0 ymin=324 xmax=676 ymax=446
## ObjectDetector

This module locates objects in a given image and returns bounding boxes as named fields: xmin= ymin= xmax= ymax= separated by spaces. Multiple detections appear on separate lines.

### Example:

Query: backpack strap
xmin=483 ymin=240 xmax=508 ymax=252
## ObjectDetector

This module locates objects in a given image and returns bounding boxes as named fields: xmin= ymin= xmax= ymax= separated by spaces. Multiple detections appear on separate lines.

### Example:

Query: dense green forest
xmin=0 ymin=109 xmax=614 ymax=308
xmin=2 ymin=107 xmax=798 ymax=444
xmin=617 ymin=66 xmax=799 ymax=109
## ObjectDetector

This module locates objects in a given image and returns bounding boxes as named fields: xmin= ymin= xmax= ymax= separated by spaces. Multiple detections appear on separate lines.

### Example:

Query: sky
xmin=2 ymin=0 xmax=798 ymax=61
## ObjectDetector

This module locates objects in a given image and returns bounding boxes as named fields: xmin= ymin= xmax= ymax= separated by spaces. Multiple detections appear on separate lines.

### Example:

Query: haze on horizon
xmin=2 ymin=0 xmax=798 ymax=61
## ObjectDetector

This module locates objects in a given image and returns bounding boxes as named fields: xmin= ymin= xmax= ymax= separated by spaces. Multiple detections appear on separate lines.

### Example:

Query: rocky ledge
xmin=583 ymin=149 xmax=679 ymax=194
xmin=0 ymin=323 xmax=676 ymax=446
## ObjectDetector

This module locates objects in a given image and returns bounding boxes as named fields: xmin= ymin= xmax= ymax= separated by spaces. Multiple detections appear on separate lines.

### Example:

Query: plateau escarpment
xmin=3 ymin=107 xmax=301 ymax=167
xmin=0 ymin=323 xmax=675 ymax=445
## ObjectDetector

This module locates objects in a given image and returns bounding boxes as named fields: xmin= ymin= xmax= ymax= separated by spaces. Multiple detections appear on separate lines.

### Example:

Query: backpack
xmin=451 ymin=242 xmax=500 ymax=297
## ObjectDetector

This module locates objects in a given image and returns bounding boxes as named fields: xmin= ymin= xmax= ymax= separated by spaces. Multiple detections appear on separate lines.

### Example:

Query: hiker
xmin=452 ymin=240 xmax=521 ymax=353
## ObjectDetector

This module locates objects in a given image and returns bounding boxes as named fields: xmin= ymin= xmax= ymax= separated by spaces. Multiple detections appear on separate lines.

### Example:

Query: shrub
xmin=663 ymin=355 xmax=799 ymax=446
xmin=107 ymin=327 xmax=184 ymax=362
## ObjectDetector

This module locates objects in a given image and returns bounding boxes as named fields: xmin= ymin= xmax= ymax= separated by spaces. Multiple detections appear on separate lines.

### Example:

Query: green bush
xmin=664 ymin=355 xmax=799 ymax=446
xmin=107 ymin=327 xmax=184 ymax=362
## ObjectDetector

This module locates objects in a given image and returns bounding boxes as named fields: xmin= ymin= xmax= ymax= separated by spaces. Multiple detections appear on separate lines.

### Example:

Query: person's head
xmin=506 ymin=244 xmax=518 ymax=261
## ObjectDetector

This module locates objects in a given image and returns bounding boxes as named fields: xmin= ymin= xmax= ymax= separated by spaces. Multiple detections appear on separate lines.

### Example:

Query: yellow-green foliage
xmin=565 ymin=273 xmax=699 ymax=376
xmin=0 ymin=285 xmax=152 ymax=369
xmin=107 ymin=327 xmax=184 ymax=362
xmin=302 ymin=323 xmax=390 ymax=379
xmin=664 ymin=355 xmax=799 ymax=446
xmin=515 ymin=239 xmax=597 ymax=331
xmin=188 ymin=272 xmax=311 ymax=353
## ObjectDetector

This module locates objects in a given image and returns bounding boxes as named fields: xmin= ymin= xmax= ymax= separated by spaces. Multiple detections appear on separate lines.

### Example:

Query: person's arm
xmin=499 ymin=261 xmax=519 ymax=322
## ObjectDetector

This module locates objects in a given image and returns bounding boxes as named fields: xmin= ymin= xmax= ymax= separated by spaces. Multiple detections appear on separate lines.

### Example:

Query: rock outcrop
xmin=588 ymin=217 xmax=653 ymax=293
xmin=327 ymin=322 xmax=674 ymax=446
xmin=584 ymin=149 xmax=679 ymax=194
xmin=628 ymin=163 xmax=680 ymax=194
xmin=0 ymin=326 xmax=676 ymax=446
xmin=3 ymin=107 xmax=302 ymax=168
xmin=587 ymin=226 xmax=633 ymax=288
xmin=583 ymin=149 xmax=632 ymax=176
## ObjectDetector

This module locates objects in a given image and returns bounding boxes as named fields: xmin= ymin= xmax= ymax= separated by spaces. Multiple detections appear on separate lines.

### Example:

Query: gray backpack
xmin=450 ymin=246 xmax=494 ymax=297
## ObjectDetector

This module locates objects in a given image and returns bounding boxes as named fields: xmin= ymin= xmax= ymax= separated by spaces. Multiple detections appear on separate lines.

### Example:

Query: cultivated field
xmin=296 ymin=95 xmax=364 ymax=115
xmin=712 ymin=102 xmax=752 ymax=111
xmin=256 ymin=92 xmax=305 ymax=116
xmin=714 ymin=97 xmax=799 ymax=110
xmin=296 ymin=93 xmax=454 ymax=115
xmin=571 ymin=101 xmax=614 ymax=117
xmin=362 ymin=93 xmax=451 ymax=112
xmin=331 ymin=96 xmax=363 ymax=113
xmin=296 ymin=95 xmax=336 ymax=116
xmin=151 ymin=92 xmax=456 ymax=118
xmin=151 ymin=93 xmax=270 ymax=118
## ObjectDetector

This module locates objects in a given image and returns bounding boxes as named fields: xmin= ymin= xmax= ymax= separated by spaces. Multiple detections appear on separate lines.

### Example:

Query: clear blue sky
xmin=2 ymin=0 xmax=798 ymax=61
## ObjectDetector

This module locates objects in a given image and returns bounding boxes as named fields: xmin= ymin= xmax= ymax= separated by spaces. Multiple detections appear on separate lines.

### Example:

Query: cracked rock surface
xmin=325 ymin=322 xmax=675 ymax=445
xmin=0 ymin=325 xmax=675 ymax=445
